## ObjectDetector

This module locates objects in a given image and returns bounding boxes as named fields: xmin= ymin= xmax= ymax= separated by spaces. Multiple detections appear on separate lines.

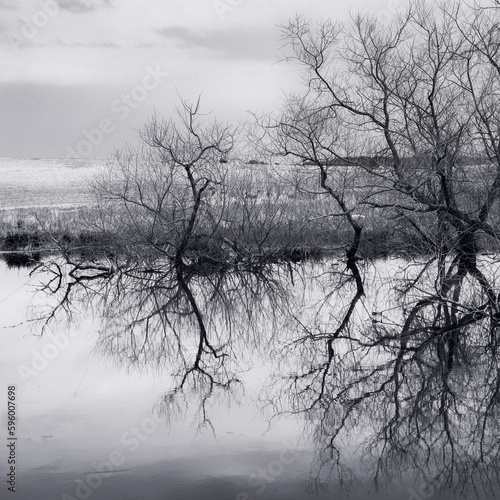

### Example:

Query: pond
xmin=1 ymin=258 xmax=499 ymax=500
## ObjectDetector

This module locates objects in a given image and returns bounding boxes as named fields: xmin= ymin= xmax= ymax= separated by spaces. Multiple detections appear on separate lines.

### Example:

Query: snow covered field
xmin=0 ymin=157 xmax=105 ymax=210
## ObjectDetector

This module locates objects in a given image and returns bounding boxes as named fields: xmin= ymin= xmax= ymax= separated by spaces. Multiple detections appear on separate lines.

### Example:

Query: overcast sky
xmin=0 ymin=0 xmax=406 ymax=159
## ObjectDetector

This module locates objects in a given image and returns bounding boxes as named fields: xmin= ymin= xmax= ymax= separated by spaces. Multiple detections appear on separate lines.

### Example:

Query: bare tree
xmin=259 ymin=1 xmax=500 ymax=494
xmin=34 ymin=99 xmax=298 ymax=429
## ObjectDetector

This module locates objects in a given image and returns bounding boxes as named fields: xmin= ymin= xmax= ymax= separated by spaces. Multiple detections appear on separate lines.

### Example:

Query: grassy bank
xmin=2 ymin=163 xmax=499 ymax=269
xmin=0 ymin=206 xmax=103 ymax=267
xmin=0 ymin=204 xmax=460 ymax=270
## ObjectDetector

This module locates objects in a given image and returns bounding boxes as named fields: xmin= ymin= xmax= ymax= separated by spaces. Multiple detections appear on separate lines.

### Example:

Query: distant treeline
xmin=302 ymin=156 xmax=489 ymax=168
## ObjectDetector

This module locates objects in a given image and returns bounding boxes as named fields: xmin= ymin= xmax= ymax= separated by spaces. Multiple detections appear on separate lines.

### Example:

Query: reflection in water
xmin=31 ymin=255 xmax=500 ymax=499
xmin=272 ymin=258 xmax=500 ymax=499
xmin=35 ymin=254 xmax=293 ymax=431
xmin=2 ymin=251 xmax=40 ymax=268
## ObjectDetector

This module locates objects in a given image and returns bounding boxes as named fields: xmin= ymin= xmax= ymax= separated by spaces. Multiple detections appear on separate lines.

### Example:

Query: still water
xmin=0 ymin=261 xmax=336 ymax=500
xmin=1 ymin=257 xmax=499 ymax=500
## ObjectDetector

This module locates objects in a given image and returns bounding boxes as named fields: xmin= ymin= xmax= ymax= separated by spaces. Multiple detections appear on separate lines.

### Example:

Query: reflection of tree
xmin=269 ymin=259 xmax=500 ymax=497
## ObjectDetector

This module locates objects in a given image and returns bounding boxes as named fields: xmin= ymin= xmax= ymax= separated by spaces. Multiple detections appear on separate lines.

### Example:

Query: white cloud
xmin=0 ymin=0 xmax=394 ymax=157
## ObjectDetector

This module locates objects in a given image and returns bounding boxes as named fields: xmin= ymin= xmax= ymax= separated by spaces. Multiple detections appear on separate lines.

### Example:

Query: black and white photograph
xmin=2 ymin=0 xmax=500 ymax=499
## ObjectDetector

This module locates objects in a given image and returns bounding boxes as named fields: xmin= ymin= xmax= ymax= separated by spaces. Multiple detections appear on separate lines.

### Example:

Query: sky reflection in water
xmin=1 ymin=259 xmax=499 ymax=500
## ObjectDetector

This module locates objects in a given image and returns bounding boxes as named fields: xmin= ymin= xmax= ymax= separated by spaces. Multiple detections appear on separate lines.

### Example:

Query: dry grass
xmin=2 ymin=163 xmax=499 ymax=267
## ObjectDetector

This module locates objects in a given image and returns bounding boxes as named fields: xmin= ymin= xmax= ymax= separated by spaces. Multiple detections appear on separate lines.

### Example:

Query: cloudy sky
xmin=0 ymin=0 xmax=404 ymax=159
